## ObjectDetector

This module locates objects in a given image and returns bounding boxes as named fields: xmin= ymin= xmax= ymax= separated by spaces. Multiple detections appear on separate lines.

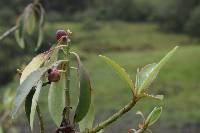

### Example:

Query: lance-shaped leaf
xmin=25 ymin=80 xmax=42 ymax=130
xmin=48 ymin=75 xmax=65 ymax=126
xmin=35 ymin=4 xmax=45 ymax=50
xmin=99 ymin=55 xmax=134 ymax=92
xmin=79 ymin=90 xmax=95 ymax=132
xmin=98 ymin=130 xmax=104 ymax=133
xmin=21 ymin=46 xmax=63 ymax=84
xmin=145 ymin=107 xmax=162 ymax=126
xmin=0 ymin=126 xmax=2 ymax=133
xmin=25 ymin=89 xmax=35 ymax=123
xmin=144 ymin=93 xmax=164 ymax=101
xmin=136 ymin=46 xmax=178 ymax=95
xmin=44 ymin=45 xmax=60 ymax=67
xmin=73 ymin=53 xmax=92 ymax=123
xmin=48 ymin=50 xmax=65 ymax=126
xmin=24 ymin=4 xmax=35 ymax=35
xmin=135 ymin=63 xmax=157 ymax=90
xmin=11 ymin=68 xmax=46 ymax=118
xmin=11 ymin=61 xmax=62 ymax=118
xmin=26 ymin=10 xmax=36 ymax=35
xmin=15 ymin=15 xmax=25 ymax=48
xmin=20 ymin=53 xmax=50 ymax=84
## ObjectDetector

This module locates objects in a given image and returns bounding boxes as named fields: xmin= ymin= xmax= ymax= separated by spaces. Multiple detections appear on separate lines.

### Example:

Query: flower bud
xmin=56 ymin=30 xmax=68 ymax=41
xmin=48 ymin=68 xmax=60 ymax=82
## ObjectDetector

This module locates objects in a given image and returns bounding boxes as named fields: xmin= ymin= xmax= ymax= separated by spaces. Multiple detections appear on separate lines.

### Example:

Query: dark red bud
xmin=56 ymin=30 xmax=67 ymax=41
xmin=48 ymin=68 xmax=60 ymax=82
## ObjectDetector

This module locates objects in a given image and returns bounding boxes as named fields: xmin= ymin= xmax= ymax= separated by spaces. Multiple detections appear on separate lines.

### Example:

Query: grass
xmin=2 ymin=21 xmax=200 ymax=132
xmin=46 ymin=22 xmax=193 ymax=52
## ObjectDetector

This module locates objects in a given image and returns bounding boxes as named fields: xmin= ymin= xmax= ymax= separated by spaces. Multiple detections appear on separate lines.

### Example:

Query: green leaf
xmin=26 ymin=10 xmax=36 ymax=35
xmin=144 ymin=93 xmax=164 ymax=100
xmin=25 ymin=89 xmax=35 ymax=123
xmin=0 ymin=126 xmax=3 ymax=133
xmin=145 ymin=107 xmax=162 ymax=126
xmin=44 ymin=46 xmax=60 ymax=67
xmin=136 ymin=46 xmax=179 ymax=95
xmin=11 ymin=68 xmax=46 ymax=118
xmin=48 ymin=76 xmax=65 ymax=126
xmin=11 ymin=61 xmax=62 ymax=118
xmin=97 ymin=130 xmax=104 ymax=133
xmin=135 ymin=63 xmax=157 ymax=90
xmin=36 ymin=28 xmax=43 ymax=51
xmin=35 ymin=5 xmax=45 ymax=50
xmin=99 ymin=55 xmax=134 ymax=92
xmin=15 ymin=16 xmax=25 ymax=48
xmin=48 ymin=51 xmax=65 ymax=126
xmin=73 ymin=53 xmax=92 ymax=123
xmin=29 ymin=81 xmax=42 ymax=131
xmin=20 ymin=53 xmax=50 ymax=84
xmin=25 ymin=80 xmax=42 ymax=130
xmin=79 ymin=91 xmax=95 ymax=132
xmin=23 ymin=4 xmax=35 ymax=35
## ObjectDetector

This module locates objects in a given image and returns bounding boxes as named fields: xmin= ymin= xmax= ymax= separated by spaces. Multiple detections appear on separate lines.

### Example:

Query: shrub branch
xmin=0 ymin=25 xmax=18 ymax=41
xmin=63 ymin=41 xmax=71 ymax=120
xmin=87 ymin=97 xmax=139 ymax=133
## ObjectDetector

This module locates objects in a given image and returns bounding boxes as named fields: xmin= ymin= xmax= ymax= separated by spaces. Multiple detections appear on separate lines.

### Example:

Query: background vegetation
xmin=0 ymin=0 xmax=200 ymax=132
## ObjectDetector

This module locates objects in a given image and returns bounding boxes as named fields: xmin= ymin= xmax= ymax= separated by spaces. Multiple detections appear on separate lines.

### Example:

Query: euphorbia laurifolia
xmin=10 ymin=29 xmax=178 ymax=133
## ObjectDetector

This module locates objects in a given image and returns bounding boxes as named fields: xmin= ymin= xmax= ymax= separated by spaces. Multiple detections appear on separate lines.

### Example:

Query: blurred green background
xmin=0 ymin=0 xmax=200 ymax=132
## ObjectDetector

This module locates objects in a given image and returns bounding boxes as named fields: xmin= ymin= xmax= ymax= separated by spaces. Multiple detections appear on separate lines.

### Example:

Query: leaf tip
xmin=157 ymin=95 xmax=164 ymax=100
xmin=98 ymin=55 xmax=104 ymax=58
xmin=172 ymin=46 xmax=179 ymax=52
xmin=174 ymin=45 xmax=179 ymax=49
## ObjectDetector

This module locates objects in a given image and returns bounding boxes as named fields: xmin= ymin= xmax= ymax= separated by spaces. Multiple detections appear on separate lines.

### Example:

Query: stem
xmin=36 ymin=105 xmax=44 ymax=133
xmin=136 ymin=122 xmax=150 ymax=133
xmin=137 ymin=126 xmax=148 ymax=133
xmin=64 ymin=42 xmax=71 ymax=120
xmin=88 ymin=98 xmax=138 ymax=133
xmin=0 ymin=25 xmax=18 ymax=41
